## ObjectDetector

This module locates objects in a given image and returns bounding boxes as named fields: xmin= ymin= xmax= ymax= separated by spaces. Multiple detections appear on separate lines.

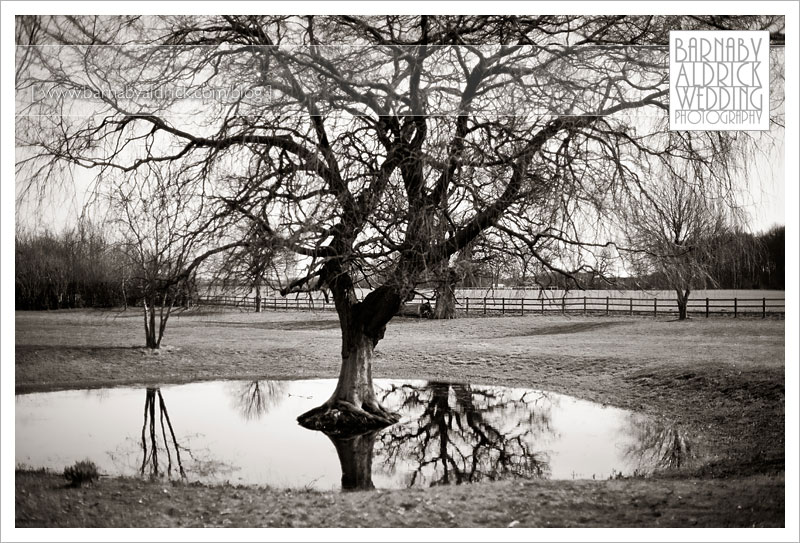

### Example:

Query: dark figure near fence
xmin=396 ymin=301 xmax=433 ymax=319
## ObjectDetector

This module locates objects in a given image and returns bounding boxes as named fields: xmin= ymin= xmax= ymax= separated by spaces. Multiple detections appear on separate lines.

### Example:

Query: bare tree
xmin=107 ymin=164 xmax=240 ymax=348
xmin=620 ymin=158 xmax=744 ymax=320
xmin=16 ymin=15 xmax=784 ymax=431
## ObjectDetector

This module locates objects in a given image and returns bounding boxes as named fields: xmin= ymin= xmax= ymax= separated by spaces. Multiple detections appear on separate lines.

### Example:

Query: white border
xmin=2 ymin=2 xmax=797 ymax=543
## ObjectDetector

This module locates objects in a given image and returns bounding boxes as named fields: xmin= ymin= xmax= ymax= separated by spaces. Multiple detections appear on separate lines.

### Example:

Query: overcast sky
xmin=15 ymin=130 xmax=786 ymax=237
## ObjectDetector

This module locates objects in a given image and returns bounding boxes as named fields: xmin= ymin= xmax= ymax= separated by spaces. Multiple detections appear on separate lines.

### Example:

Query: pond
xmin=15 ymin=379 xmax=692 ymax=490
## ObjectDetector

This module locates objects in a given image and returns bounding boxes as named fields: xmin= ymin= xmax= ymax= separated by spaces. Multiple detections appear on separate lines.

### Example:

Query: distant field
xmin=197 ymin=287 xmax=785 ymax=316
xmin=202 ymin=285 xmax=785 ymax=301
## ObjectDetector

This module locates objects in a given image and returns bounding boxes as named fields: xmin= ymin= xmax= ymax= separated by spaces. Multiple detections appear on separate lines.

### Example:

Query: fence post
xmin=583 ymin=296 xmax=587 ymax=315
xmin=605 ymin=296 xmax=609 ymax=316
xmin=466 ymin=297 xmax=469 ymax=315
xmin=653 ymin=298 xmax=657 ymax=318
xmin=629 ymin=297 xmax=633 ymax=316
xmin=734 ymin=298 xmax=738 ymax=318
xmin=706 ymin=298 xmax=709 ymax=318
xmin=502 ymin=297 xmax=505 ymax=315
xmin=541 ymin=298 xmax=544 ymax=315
xmin=521 ymin=298 xmax=524 ymax=316
xmin=763 ymin=297 xmax=766 ymax=319
xmin=483 ymin=297 xmax=487 ymax=315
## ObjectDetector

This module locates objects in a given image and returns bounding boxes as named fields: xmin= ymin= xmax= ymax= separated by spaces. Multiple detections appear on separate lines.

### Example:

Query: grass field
xmin=14 ymin=308 xmax=785 ymax=527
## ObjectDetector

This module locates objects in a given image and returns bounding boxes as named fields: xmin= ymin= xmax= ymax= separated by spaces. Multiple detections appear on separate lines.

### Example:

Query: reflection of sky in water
xmin=15 ymin=379 xmax=688 ymax=490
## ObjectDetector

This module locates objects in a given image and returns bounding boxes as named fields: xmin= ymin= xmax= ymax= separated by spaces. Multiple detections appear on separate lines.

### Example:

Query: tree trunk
xmin=298 ymin=284 xmax=403 ymax=435
xmin=143 ymin=299 xmax=158 ymax=349
xmin=254 ymin=282 xmax=262 ymax=313
xmin=143 ymin=296 xmax=169 ymax=349
xmin=328 ymin=431 xmax=379 ymax=490
xmin=676 ymin=289 xmax=690 ymax=320
xmin=298 ymin=329 xmax=399 ymax=434
xmin=433 ymin=274 xmax=457 ymax=319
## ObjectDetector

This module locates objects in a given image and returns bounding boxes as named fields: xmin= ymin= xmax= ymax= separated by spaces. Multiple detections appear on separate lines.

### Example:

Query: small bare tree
xmin=109 ymin=164 xmax=241 ymax=348
xmin=621 ymin=159 xmax=742 ymax=320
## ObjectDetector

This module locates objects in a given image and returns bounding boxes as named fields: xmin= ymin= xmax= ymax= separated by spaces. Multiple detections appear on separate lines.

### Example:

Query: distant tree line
xmin=468 ymin=226 xmax=786 ymax=292
xmin=15 ymin=221 xmax=200 ymax=311
xmin=15 ymin=223 xmax=784 ymax=311
xmin=15 ymin=222 xmax=127 ymax=309
xmin=625 ymin=226 xmax=785 ymax=292
xmin=750 ymin=225 xmax=785 ymax=290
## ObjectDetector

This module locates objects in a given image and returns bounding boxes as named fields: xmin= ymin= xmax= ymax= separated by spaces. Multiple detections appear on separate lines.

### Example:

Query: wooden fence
xmin=455 ymin=296 xmax=784 ymax=318
xmin=196 ymin=294 xmax=784 ymax=318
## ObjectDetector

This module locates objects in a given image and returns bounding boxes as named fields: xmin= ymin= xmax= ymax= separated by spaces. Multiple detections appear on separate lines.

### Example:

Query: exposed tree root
xmin=297 ymin=399 xmax=400 ymax=436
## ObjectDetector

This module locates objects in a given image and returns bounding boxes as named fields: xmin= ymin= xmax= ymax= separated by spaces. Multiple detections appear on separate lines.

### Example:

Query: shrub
xmin=63 ymin=460 xmax=99 ymax=487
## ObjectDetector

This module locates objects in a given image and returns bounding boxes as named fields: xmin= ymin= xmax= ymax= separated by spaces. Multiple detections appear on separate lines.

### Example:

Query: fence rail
xmin=195 ymin=294 xmax=785 ymax=318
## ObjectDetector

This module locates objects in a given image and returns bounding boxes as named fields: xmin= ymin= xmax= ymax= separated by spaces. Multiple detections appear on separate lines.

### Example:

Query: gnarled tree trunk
xmin=298 ymin=327 xmax=399 ymax=433
xmin=297 ymin=282 xmax=403 ymax=435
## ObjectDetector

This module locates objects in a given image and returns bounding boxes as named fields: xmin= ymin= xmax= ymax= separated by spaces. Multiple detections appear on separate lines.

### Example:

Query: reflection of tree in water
xmin=302 ymin=381 xmax=693 ymax=490
xmin=139 ymin=388 xmax=233 ymax=480
xmin=232 ymin=379 xmax=383 ymax=491
xmin=140 ymin=388 xmax=186 ymax=479
xmin=373 ymin=382 xmax=553 ymax=487
xmin=623 ymin=415 xmax=693 ymax=472
xmin=328 ymin=430 xmax=380 ymax=491
xmin=232 ymin=380 xmax=288 ymax=421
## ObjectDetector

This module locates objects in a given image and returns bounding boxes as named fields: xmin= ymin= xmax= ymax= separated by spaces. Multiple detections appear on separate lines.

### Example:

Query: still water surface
xmin=15 ymin=379 xmax=691 ymax=490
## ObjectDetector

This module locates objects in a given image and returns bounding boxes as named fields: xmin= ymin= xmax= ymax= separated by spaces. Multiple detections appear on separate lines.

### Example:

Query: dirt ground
xmin=15 ymin=471 xmax=783 ymax=528
xmin=14 ymin=308 xmax=786 ymax=527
